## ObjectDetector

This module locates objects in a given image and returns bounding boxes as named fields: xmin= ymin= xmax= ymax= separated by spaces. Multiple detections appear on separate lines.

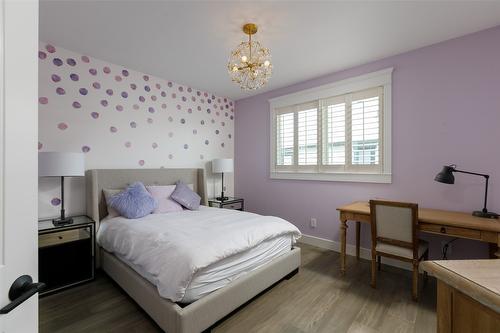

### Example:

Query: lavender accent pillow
xmin=146 ymin=185 xmax=183 ymax=214
xmin=108 ymin=182 xmax=158 ymax=219
xmin=170 ymin=181 xmax=201 ymax=210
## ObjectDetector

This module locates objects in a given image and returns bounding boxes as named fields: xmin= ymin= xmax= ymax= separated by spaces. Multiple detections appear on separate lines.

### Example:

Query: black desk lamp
xmin=435 ymin=164 xmax=499 ymax=219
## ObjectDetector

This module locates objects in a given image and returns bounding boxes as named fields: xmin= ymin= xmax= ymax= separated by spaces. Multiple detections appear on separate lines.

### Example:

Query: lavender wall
xmin=235 ymin=26 xmax=500 ymax=259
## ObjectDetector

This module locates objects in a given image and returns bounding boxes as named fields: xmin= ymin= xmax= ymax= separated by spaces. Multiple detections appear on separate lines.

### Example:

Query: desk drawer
xmin=420 ymin=223 xmax=481 ymax=240
xmin=39 ymin=228 xmax=90 ymax=248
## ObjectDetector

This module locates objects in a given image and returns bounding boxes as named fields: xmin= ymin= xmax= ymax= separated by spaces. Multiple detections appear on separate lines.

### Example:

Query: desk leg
xmin=340 ymin=219 xmax=348 ymax=275
xmin=356 ymin=221 xmax=360 ymax=260
xmin=495 ymin=235 xmax=500 ymax=258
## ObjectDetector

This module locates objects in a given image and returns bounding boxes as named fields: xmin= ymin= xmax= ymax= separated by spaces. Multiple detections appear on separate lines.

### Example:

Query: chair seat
xmin=375 ymin=240 xmax=428 ymax=260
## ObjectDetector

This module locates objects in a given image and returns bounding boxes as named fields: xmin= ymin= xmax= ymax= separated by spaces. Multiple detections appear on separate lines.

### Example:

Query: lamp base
xmin=472 ymin=210 xmax=499 ymax=219
xmin=52 ymin=217 xmax=74 ymax=226
xmin=216 ymin=196 xmax=229 ymax=202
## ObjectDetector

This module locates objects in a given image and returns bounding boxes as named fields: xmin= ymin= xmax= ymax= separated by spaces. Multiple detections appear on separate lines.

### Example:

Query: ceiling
xmin=40 ymin=1 xmax=500 ymax=100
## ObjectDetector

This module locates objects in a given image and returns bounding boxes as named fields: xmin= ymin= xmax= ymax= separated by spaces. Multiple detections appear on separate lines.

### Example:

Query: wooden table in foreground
xmin=422 ymin=260 xmax=500 ymax=333
xmin=337 ymin=201 xmax=500 ymax=274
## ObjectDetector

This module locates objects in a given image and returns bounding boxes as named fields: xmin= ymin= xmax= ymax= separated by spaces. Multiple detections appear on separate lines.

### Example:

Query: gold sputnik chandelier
xmin=228 ymin=23 xmax=272 ymax=90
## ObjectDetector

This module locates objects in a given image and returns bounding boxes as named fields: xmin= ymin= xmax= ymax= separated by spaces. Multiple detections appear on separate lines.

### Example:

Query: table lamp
xmin=434 ymin=164 xmax=498 ymax=219
xmin=212 ymin=158 xmax=233 ymax=201
xmin=39 ymin=152 xmax=85 ymax=225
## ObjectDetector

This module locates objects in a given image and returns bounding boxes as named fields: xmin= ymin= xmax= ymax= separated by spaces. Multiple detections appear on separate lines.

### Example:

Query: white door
xmin=0 ymin=0 xmax=39 ymax=332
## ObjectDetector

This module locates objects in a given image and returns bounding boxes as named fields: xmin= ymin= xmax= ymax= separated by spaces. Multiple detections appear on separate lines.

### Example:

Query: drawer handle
xmin=58 ymin=236 xmax=63 ymax=240
xmin=440 ymin=227 xmax=446 ymax=233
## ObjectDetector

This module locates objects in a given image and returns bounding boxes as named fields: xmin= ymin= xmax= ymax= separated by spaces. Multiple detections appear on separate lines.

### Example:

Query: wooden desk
xmin=337 ymin=201 xmax=500 ymax=274
xmin=421 ymin=260 xmax=500 ymax=332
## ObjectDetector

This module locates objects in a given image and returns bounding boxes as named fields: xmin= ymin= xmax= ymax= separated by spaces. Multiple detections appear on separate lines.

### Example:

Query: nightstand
xmin=208 ymin=197 xmax=244 ymax=211
xmin=38 ymin=215 xmax=95 ymax=296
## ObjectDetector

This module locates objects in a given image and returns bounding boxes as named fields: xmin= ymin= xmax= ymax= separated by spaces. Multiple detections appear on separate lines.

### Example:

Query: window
xmin=270 ymin=68 xmax=392 ymax=183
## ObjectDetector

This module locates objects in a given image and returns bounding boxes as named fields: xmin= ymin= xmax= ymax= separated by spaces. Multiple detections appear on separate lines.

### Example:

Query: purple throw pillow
xmin=170 ymin=181 xmax=201 ymax=210
xmin=108 ymin=182 xmax=158 ymax=219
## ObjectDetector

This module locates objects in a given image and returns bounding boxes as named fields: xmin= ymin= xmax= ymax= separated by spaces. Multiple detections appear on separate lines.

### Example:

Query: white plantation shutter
xmin=322 ymin=95 xmax=346 ymax=166
xmin=275 ymin=107 xmax=294 ymax=166
xmin=297 ymin=102 xmax=318 ymax=166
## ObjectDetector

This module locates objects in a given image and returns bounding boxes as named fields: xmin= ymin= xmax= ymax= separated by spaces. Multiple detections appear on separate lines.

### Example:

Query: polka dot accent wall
xmin=38 ymin=42 xmax=234 ymax=218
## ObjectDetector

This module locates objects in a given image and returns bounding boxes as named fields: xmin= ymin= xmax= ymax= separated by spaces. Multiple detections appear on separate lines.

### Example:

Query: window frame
xmin=269 ymin=68 xmax=393 ymax=183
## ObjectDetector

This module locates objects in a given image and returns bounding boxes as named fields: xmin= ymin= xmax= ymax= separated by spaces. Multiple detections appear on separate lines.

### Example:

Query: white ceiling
xmin=40 ymin=1 xmax=500 ymax=100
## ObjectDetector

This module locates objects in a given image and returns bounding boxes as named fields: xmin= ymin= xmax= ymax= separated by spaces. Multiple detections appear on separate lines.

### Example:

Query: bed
xmin=86 ymin=168 xmax=301 ymax=333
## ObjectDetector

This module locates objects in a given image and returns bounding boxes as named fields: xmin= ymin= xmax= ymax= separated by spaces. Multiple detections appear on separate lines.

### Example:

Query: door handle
xmin=0 ymin=275 xmax=45 ymax=314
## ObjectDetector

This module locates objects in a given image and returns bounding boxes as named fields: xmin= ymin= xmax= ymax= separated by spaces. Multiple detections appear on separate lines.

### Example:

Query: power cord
xmin=441 ymin=238 xmax=458 ymax=260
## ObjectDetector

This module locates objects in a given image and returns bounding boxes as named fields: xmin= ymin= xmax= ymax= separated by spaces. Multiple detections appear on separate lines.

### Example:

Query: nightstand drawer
xmin=39 ymin=228 xmax=90 ymax=248
xmin=223 ymin=202 xmax=243 ymax=210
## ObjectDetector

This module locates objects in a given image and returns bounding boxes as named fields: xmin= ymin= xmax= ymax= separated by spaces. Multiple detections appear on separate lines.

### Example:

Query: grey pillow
xmin=170 ymin=181 xmax=201 ymax=210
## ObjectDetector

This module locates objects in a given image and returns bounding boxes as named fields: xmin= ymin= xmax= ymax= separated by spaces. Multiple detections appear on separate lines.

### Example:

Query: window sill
xmin=269 ymin=171 xmax=392 ymax=184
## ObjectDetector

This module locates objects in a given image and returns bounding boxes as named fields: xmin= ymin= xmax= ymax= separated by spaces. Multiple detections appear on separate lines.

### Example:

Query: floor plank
xmin=39 ymin=243 xmax=436 ymax=332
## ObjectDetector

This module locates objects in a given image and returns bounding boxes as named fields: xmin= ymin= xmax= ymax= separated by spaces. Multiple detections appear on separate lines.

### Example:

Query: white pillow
xmin=103 ymin=189 xmax=122 ymax=218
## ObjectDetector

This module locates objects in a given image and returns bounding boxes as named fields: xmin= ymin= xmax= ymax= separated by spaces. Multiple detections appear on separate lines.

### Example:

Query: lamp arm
xmin=454 ymin=168 xmax=490 ymax=213
xmin=453 ymin=168 xmax=489 ymax=178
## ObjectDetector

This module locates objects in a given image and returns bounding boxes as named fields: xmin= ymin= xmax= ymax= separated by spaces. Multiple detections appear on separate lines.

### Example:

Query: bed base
xmin=101 ymin=247 xmax=301 ymax=333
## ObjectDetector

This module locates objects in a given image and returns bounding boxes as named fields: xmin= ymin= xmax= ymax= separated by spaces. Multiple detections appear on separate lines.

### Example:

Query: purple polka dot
xmin=46 ymin=44 xmax=56 ymax=53
xmin=115 ymin=105 xmax=123 ymax=112
xmin=130 ymin=121 xmax=137 ymax=128
xmin=168 ymin=116 xmax=173 ymax=122
xmin=148 ymin=107 xmax=155 ymax=113
xmin=204 ymin=92 xmax=208 ymax=97
xmin=81 ymin=55 xmax=90 ymax=63
xmin=103 ymin=66 xmax=111 ymax=74
xmin=57 ymin=122 xmax=68 ymax=130
xmin=168 ymin=82 xmax=173 ymax=87
xmin=51 ymin=198 xmax=61 ymax=206
xmin=191 ymin=96 xmax=196 ymax=102
xmin=161 ymin=103 xmax=167 ymax=109
xmin=121 ymin=91 xmax=128 ymax=98
xmin=221 ymin=143 xmax=225 ymax=148
xmin=38 ymin=142 xmax=43 ymax=150
xmin=187 ymin=87 xmax=192 ymax=93
xmin=144 ymin=85 xmax=150 ymax=92
xmin=100 ymin=100 xmax=108 ymax=106
xmin=215 ymin=130 xmax=220 ymax=134
xmin=122 ymin=69 xmax=129 ymax=77
xmin=51 ymin=74 xmax=61 ymax=82
xmin=147 ymin=118 xmax=153 ymax=124
xmin=193 ymin=129 xmax=197 ymax=134
xmin=70 ymin=73 xmax=79 ymax=81
xmin=211 ymin=119 xmax=215 ymax=124
xmin=67 ymin=58 xmax=76 ymax=66
xmin=168 ymin=154 xmax=173 ymax=159
xmin=138 ymin=160 xmax=145 ymax=166
xmin=56 ymin=87 xmax=65 ymax=95
xmin=207 ymin=109 xmax=211 ymax=114
xmin=93 ymin=82 xmax=101 ymax=89
xmin=188 ymin=108 xmax=193 ymax=113
xmin=197 ymin=91 xmax=201 ymax=96
xmin=143 ymin=75 xmax=149 ymax=81
xmin=176 ymin=105 xmax=181 ymax=110
xmin=208 ymin=99 xmax=212 ymax=104
xmin=110 ymin=126 xmax=117 ymax=133
xmin=89 ymin=68 xmax=97 ymax=75
xmin=133 ymin=104 xmax=139 ymax=110
xmin=161 ymin=91 xmax=166 ymax=97
xmin=125 ymin=141 xmax=132 ymax=148
xmin=230 ymin=115 xmax=234 ymax=120
xmin=178 ymin=86 xmax=184 ymax=92
xmin=228 ymin=134 xmax=232 ymax=139
xmin=72 ymin=101 xmax=81 ymax=108
xmin=106 ymin=89 xmax=113 ymax=96
xmin=39 ymin=97 xmax=48 ymax=104
xmin=79 ymin=88 xmax=88 ymax=95
xmin=182 ymin=96 xmax=187 ymax=102
xmin=139 ymin=96 xmax=145 ymax=102
xmin=183 ymin=144 xmax=188 ymax=149
xmin=197 ymin=106 xmax=202 ymax=111
xmin=152 ymin=142 xmax=158 ymax=149
xmin=151 ymin=95 xmax=157 ymax=101
xmin=91 ymin=112 xmax=99 ymax=119
xmin=130 ymin=83 xmax=137 ymax=90
xmin=171 ymin=93 xmax=176 ymax=99
xmin=221 ymin=122 xmax=225 ymax=126
xmin=39 ymin=51 xmax=47 ymax=59
xmin=204 ymin=140 xmax=209 ymax=145
xmin=180 ymin=118 xmax=185 ymax=124
xmin=53 ymin=58 xmax=63 ymax=66
xmin=82 ymin=145 xmax=91 ymax=153
xmin=200 ymin=120 xmax=205 ymax=125
xmin=115 ymin=75 xmax=122 ymax=82
xmin=168 ymin=132 xmax=173 ymax=138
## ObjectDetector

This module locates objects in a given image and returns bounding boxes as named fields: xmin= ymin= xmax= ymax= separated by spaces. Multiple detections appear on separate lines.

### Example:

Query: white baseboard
xmin=299 ymin=234 xmax=414 ymax=272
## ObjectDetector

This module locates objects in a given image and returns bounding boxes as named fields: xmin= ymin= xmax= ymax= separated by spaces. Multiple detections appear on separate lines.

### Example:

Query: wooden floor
xmin=40 ymin=243 xmax=437 ymax=333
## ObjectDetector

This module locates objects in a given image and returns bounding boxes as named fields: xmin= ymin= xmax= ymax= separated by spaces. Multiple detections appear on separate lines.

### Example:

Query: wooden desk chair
xmin=369 ymin=200 xmax=429 ymax=301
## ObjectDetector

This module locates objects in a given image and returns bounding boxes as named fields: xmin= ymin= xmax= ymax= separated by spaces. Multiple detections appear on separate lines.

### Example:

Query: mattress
xmin=97 ymin=206 xmax=301 ymax=302
xmin=116 ymin=234 xmax=292 ymax=303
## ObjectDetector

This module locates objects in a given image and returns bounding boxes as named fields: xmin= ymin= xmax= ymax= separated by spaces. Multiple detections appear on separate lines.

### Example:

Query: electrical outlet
xmin=310 ymin=218 xmax=317 ymax=228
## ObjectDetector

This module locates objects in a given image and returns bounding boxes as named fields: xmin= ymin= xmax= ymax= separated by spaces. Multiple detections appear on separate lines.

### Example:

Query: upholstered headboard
xmin=86 ymin=168 xmax=208 ymax=229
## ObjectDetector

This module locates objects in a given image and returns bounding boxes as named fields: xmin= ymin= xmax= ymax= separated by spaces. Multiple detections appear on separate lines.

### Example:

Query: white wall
xmin=38 ymin=42 xmax=234 ymax=219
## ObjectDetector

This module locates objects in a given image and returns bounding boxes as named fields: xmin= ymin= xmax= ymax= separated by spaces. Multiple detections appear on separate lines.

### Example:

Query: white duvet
xmin=97 ymin=206 xmax=301 ymax=302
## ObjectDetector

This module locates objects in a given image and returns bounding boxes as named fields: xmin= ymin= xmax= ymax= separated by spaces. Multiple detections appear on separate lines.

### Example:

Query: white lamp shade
xmin=212 ymin=158 xmax=233 ymax=173
xmin=39 ymin=152 xmax=85 ymax=177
